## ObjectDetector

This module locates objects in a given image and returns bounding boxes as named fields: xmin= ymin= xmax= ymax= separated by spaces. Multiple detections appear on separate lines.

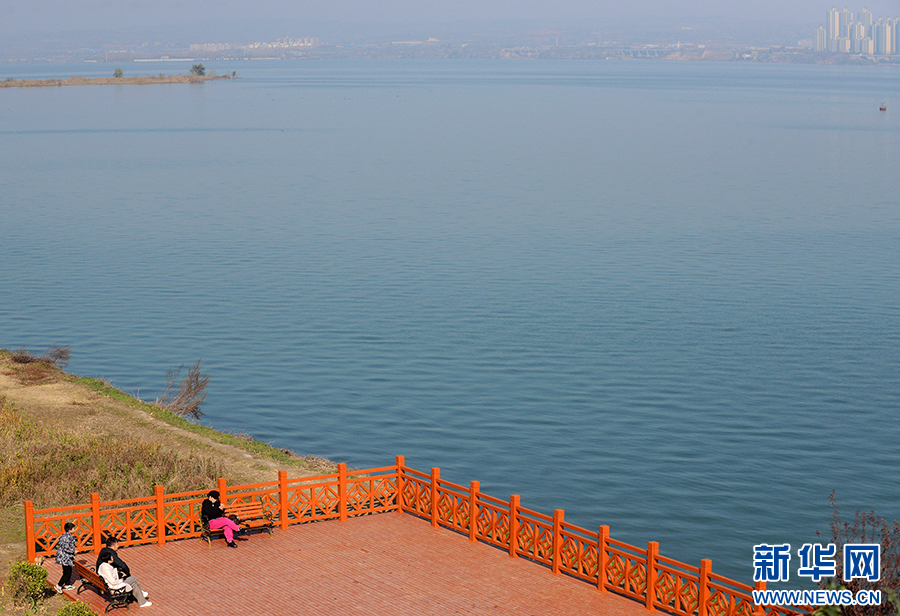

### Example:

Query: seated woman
xmin=201 ymin=490 xmax=243 ymax=548
xmin=97 ymin=551 xmax=151 ymax=608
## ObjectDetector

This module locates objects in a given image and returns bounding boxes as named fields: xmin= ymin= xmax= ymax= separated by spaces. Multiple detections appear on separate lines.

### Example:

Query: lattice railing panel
xmin=708 ymin=589 xmax=733 ymax=616
xmin=70 ymin=518 xmax=92 ymax=551
xmin=680 ymin=579 xmax=700 ymax=614
xmin=165 ymin=502 xmax=198 ymax=537
xmin=292 ymin=485 xmax=340 ymax=520
xmin=656 ymin=570 xmax=678 ymax=610
xmin=403 ymin=478 xmax=431 ymax=517
xmin=344 ymin=476 xmax=396 ymax=514
xmin=371 ymin=477 xmax=397 ymax=510
xmin=652 ymin=569 xmax=701 ymax=616
xmin=100 ymin=508 xmax=156 ymax=544
xmin=579 ymin=541 xmax=600 ymax=580
xmin=516 ymin=519 xmax=553 ymax=563
xmin=258 ymin=491 xmax=279 ymax=516
xmin=284 ymin=488 xmax=306 ymax=520
xmin=558 ymin=534 xmax=598 ymax=581
xmin=33 ymin=519 xmax=69 ymax=555
xmin=629 ymin=560 xmax=648 ymax=597
xmin=607 ymin=552 xmax=627 ymax=589
xmin=733 ymin=595 xmax=754 ymax=616
xmin=436 ymin=490 xmax=469 ymax=531
xmin=476 ymin=504 xmax=510 ymax=547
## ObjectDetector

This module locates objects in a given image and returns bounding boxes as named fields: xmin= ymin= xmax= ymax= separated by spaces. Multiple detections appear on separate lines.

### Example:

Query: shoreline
xmin=0 ymin=74 xmax=232 ymax=88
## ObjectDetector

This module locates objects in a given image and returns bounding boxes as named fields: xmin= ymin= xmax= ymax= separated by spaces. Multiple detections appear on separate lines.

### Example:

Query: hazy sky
xmin=3 ymin=0 xmax=900 ymax=36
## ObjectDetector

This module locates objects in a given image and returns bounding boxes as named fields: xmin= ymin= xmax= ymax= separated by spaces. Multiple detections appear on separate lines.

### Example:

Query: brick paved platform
xmin=47 ymin=512 xmax=652 ymax=615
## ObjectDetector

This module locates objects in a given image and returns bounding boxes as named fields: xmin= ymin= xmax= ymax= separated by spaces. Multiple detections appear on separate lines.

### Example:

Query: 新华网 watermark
xmin=752 ymin=543 xmax=882 ymax=607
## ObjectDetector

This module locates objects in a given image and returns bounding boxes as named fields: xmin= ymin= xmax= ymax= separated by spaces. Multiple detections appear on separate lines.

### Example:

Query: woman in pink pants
xmin=201 ymin=490 xmax=242 ymax=548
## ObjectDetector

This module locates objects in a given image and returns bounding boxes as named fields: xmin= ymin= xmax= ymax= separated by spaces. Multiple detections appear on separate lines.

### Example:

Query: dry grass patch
xmin=0 ymin=398 xmax=225 ymax=508
xmin=3 ymin=347 xmax=70 ymax=386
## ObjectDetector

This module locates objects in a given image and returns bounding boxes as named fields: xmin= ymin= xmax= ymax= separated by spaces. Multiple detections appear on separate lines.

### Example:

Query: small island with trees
xmin=1 ymin=64 xmax=236 ymax=88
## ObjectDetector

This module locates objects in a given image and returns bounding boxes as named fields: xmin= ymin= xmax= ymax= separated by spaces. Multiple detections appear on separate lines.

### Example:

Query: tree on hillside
xmin=113 ymin=68 xmax=123 ymax=78
xmin=189 ymin=63 xmax=206 ymax=77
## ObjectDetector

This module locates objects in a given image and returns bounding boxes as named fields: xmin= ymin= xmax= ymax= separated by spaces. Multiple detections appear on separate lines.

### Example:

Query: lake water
xmin=1 ymin=59 xmax=899 ymax=583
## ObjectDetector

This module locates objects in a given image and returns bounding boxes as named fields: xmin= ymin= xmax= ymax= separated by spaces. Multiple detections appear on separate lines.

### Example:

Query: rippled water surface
xmin=2 ymin=60 xmax=899 ymax=581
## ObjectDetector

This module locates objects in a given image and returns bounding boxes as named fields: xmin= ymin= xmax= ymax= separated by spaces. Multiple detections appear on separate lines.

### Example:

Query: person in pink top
xmin=201 ymin=490 xmax=243 ymax=548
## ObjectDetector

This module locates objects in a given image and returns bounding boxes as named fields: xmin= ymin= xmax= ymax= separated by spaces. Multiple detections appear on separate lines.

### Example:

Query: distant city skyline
xmin=813 ymin=7 xmax=900 ymax=54
xmin=3 ymin=3 xmax=900 ymax=63
xmin=4 ymin=1 xmax=900 ymax=38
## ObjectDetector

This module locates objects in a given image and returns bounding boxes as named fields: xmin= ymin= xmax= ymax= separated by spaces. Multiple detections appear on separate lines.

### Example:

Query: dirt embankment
xmin=0 ymin=75 xmax=231 ymax=88
xmin=0 ymin=350 xmax=333 ymax=613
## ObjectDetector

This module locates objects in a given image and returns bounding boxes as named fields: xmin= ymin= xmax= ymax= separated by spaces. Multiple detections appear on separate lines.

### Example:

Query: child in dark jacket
xmin=54 ymin=522 xmax=77 ymax=593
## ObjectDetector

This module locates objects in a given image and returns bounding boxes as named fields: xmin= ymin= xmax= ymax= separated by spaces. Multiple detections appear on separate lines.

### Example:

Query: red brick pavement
xmin=47 ymin=512 xmax=652 ymax=616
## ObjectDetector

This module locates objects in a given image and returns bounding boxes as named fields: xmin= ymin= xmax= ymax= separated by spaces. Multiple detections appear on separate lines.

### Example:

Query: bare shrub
xmin=815 ymin=491 xmax=900 ymax=616
xmin=46 ymin=345 xmax=71 ymax=368
xmin=10 ymin=347 xmax=39 ymax=364
xmin=156 ymin=359 xmax=210 ymax=420
xmin=10 ymin=345 xmax=71 ymax=368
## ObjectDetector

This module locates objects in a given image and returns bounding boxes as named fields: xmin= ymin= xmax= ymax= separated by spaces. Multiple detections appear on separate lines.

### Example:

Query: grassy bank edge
xmin=0 ymin=348 xmax=321 ymax=471
xmin=69 ymin=374 xmax=314 ymax=469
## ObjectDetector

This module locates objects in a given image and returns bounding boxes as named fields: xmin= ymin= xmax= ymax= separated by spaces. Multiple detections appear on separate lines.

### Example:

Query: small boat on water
xmin=880 ymin=103 xmax=887 ymax=111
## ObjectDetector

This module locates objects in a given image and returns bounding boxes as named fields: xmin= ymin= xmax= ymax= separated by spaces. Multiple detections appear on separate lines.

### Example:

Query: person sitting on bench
xmin=201 ymin=490 xmax=243 ymax=548
xmin=96 ymin=536 xmax=130 ymax=578
xmin=98 ymin=551 xmax=152 ymax=608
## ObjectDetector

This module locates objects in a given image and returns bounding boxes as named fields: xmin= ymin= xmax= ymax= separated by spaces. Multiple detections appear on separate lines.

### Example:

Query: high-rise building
xmin=858 ymin=8 xmax=873 ymax=28
xmin=874 ymin=19 xmax=893 ymax=54
xmin=895 ymin=18 xmax=900 ymax=53
xmin=815 ymin=27 xmax=828 ymax=51
xmin=861 ymin=37 xmax=875 ymax=54
xmin=827 ymin=8 xmax=841 ymax=40
xmin=891 ymin=18 xmax=900 ymax=53
xmin=839 ymin=8 xmax=854 ymax=37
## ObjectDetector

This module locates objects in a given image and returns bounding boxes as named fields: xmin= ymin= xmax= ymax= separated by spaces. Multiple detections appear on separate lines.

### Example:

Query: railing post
xmin=469 ymin=481 xmax=480 ymax=542
xmin=430 ymin=467 xmax=440 ymax=527
xmin=552 ymin=509 xmax=564 ymax=573
xmin=509 ymin=495 xmax=520 ymax=557
xmin=753 ymin=581 xmax=766 ymax=616
xmin=217 ymin=477 xmax=227 ymax=506
xmin=646 ymin=541 xmax=659 ymax=610
xmin=155 ymin=485 xmax=165 ymax=546
xmin=338 ymin=463 xmax=348 ymax=522
xmin=699 ymin=559 xmax=712 ymax=616
xmin=395 ymin=455 xmax=405 ymax=514
xmin=25 ymin=501 xmax=35 ymax=563
xmin=598 ymin=525 xmax=609 ymax=592
xmin=279 ymin=470 xmax=289 ymax=529
xmin=91 ymin=493 xmax=101 ymax=554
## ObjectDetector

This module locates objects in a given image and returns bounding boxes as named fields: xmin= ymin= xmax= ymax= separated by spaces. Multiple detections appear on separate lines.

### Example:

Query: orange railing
xmin=25 ymin=456 xmax=806 ymax=616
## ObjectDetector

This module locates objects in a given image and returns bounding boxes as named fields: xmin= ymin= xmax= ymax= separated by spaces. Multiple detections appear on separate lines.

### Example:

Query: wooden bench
xmin=200 ymin=501 xmax=274 ymax=546
xmin=74 ymin=558 xmax=131 ymax=613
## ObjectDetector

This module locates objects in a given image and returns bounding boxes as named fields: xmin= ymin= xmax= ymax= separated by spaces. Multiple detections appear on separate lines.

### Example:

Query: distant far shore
xmin=0 ymin=74 xmax=232 ymax=88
